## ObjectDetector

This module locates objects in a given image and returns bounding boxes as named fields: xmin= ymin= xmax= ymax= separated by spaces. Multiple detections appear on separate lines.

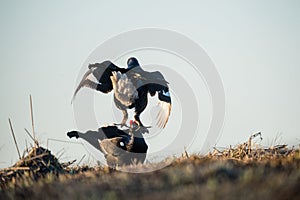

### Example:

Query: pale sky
xmin=1 ymin=0 xmax=299 ymax=168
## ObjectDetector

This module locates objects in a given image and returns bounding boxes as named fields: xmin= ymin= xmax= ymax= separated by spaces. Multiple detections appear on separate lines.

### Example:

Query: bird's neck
xmin=128 ymin=65 xmax=142 ymax=71
xmin=126 ymin=128 xmax=135 ymax=149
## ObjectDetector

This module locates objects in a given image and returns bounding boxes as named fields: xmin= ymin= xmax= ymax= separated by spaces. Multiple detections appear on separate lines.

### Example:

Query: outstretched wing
xmin=72 ymin=61 xmax=127 ymax=102
xmin=146 ymin=71 xmax=172 ymax=128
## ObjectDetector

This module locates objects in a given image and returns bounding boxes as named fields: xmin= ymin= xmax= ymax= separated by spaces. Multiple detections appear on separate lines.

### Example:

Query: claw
xmin=121 ymin=119 xmax=127 ymax=127
xmin=138 ymin=126 xmax=150 ymax=134
xmin=132 ymin=120 xmax=151 ymax=133
xmin=114 ymin=123 xmax=129 ymax=128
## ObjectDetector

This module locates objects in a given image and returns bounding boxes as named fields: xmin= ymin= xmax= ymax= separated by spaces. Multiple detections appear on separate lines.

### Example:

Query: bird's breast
xmin=111 ymin=72 xmax=139 ymax=107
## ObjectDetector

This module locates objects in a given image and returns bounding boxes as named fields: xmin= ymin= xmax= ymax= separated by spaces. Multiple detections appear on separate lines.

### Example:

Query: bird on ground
xmin=67 ymin=120 xmax=148 ymax=167
xmin=72 ymin=57 xmax=171 ymax=128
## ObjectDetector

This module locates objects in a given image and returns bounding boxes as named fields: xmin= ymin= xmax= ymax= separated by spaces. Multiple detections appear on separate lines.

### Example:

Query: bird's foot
xmin=113 ymin=122 xmax=129 ymax=128
xmin=120 ymin=117 xmax=129 ymax=128
xmin=138 ymin=126 xmax=150 ymax=134
xmin=67 ymin=131 xmax=79 ymax=139
xmin=132 ymin=120 xmax=151 ymax=133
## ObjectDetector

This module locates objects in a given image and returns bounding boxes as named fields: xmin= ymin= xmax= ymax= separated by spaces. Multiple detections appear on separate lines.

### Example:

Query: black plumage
xmin=67 ymin=121 xmax=148 ymax=167
xmin=72 ymin=57 xmax=171 ymax=128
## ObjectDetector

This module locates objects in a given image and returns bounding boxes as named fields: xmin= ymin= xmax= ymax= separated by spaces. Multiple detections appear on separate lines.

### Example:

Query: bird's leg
xmin=133 ymin=113 xmax=150 ymax=133
xmin=133 ymin=93 xmax=147 ymax=127
xmin=114 ymin=95 xmax=129 ymax=127
xmin=121 ymin=109 xmax=128 ymax=127
xmin=132 ymin=93 xmax=151 ymax=133
xmin=133 ymin=113 xmax=143 ymax=127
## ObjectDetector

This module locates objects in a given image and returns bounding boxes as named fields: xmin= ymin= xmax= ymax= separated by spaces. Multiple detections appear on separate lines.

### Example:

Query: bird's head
xmin=127 ymin=57 xmax=140 ymax=69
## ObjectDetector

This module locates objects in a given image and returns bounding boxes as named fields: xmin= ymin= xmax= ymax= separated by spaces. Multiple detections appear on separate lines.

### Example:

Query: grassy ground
xmin=1 ymin=140 xmax=300 ymax=200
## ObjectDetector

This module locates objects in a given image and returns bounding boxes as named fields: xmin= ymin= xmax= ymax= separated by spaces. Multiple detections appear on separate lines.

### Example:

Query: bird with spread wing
xmin=72 ymin=57 xmax=171 ymax=128
xmin=67 ymin=120 xmax=148 ymax=167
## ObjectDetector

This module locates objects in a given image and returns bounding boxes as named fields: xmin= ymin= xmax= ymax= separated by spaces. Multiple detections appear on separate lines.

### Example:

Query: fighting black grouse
xmin=67 ymin=120 xmax=148 ymax=166
xmin=72 ymin=57 xmax=171 ymax=128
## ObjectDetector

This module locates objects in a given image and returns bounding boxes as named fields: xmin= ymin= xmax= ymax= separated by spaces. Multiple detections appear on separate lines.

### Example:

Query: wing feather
xmin=72 ymin=61 xmax=127 ymax=102
xmin=146 ymin=71 xmax=172 ymax=128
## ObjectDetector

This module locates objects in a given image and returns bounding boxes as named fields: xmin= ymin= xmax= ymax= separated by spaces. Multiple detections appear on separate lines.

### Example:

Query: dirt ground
xmin=1 ymin=143 xmax=300 ymax=200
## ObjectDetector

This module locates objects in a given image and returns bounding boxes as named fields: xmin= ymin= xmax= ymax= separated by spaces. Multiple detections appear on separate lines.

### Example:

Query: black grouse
xmin=67 ymin=120 xmax=148 ymax=167
xmin=72 ymin=57 xmax=171 ymax=128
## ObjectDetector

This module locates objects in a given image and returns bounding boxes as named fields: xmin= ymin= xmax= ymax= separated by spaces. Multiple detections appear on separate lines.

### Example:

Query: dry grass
xmin=1 ymin=133 xmax=300 ymax=200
